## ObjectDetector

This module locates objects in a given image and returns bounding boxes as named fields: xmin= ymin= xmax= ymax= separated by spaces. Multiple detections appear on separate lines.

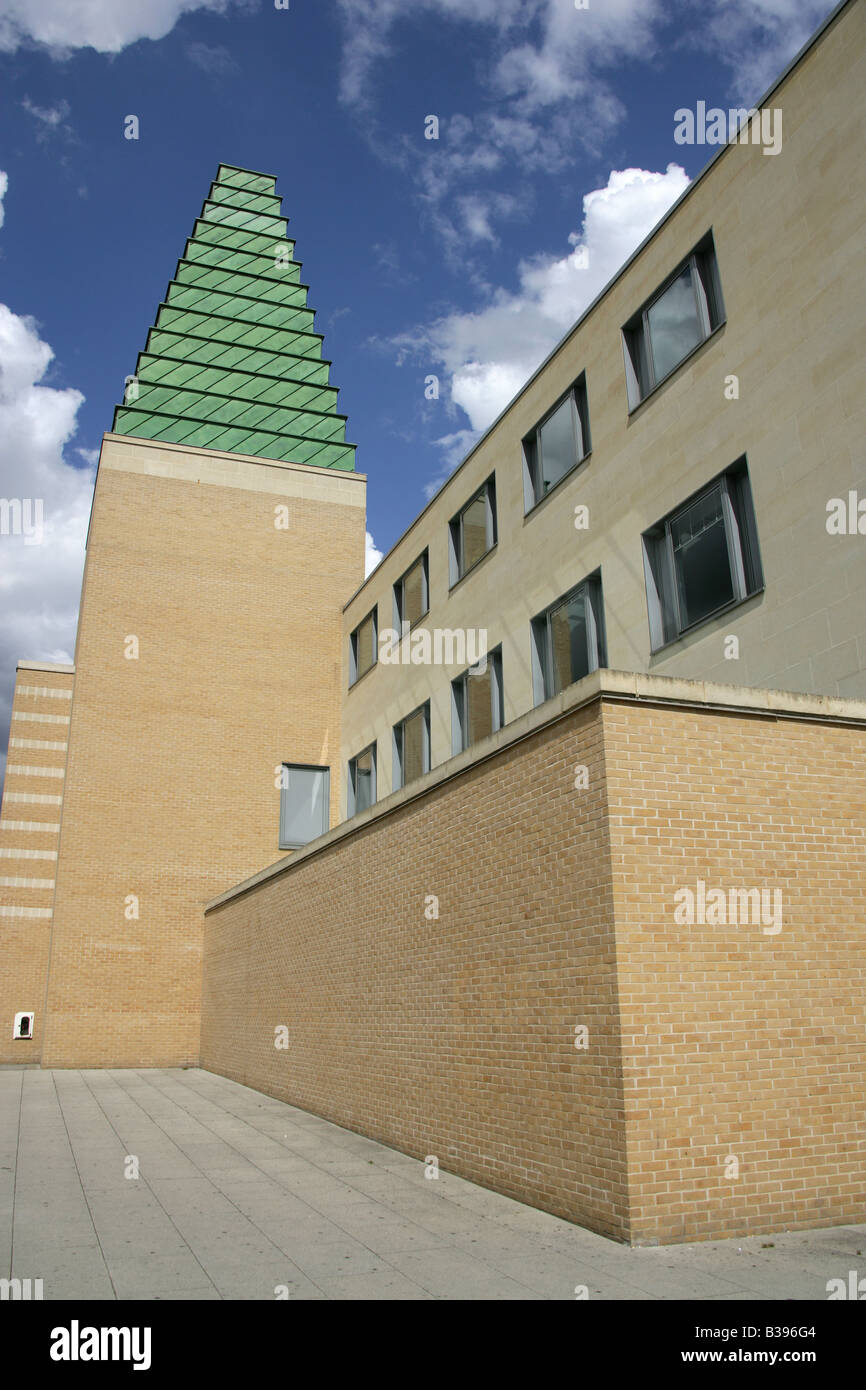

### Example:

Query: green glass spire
xmin=112 ymin=164 xmax=356 ymax=470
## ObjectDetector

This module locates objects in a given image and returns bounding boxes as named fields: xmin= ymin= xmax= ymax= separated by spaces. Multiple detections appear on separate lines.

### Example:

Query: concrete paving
xmin=1 ymin=1067 xmax=862 ymax=1301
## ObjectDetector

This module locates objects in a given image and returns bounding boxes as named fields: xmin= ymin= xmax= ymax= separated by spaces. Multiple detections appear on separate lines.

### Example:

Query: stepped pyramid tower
xmin=0 ymin=165 xmax=367 ymax=1067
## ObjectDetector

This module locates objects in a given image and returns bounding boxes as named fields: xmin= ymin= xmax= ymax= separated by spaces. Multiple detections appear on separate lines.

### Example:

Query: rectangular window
xmin=451 ymin=647 xmax=504 ymax=755
xmin=393 ymin=551 xmax=429 ymax=630
xmin=347 ymin=743 xmax=376 ymax=817
xmin=392 ymin=701 xmax=430 ymax=791
xmin=279 ymin=763 xmax=330 ymax=849
xmin=622 ymin=232 xmax=724 ymax=409
xmin=531 ymin=573 xmax=606 ymax=706
xmin=448 ymin=476 xmax=497 ymax=585
xmin=642 ymin=458 xmax=763 ymax=651
xmin=349 ymin=607 xmax=377 ymax=686
xmin=523 ymin=374 xmax=591 ymax=511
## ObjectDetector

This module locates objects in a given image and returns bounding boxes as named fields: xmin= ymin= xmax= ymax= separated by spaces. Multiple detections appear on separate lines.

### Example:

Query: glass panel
xmin=401 ymin=558 xmax=425 ymax=626
xmin=646 ymin=265 xmax=704 ymax=382
xmin=461 ymin=493 xmax=488 ymax=574
xmin=670 ymin=486 xmax=734 ymax=629
xmin=549 ymin=587 xmax=590 ymax=695
xmin=402 ymin=709 xmax=426 ymax=784
xmin=466 ymin=666 xmax=493 ymax=746
xmin=538 ymin=395 xmax=577 ymax=494
xmin=355 ymin=613 xmax=375 ymax=679
xmin=353 ymin=748 xmax=374 ymax=813
xmin=282 ymin=767 xmax=326 ymax=845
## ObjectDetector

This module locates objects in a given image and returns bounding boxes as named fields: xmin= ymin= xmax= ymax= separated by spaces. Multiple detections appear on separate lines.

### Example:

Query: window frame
xmin=348 ymin=606 xmax=378 ymax=687
xmin=448 ymin=475 xmax=497 ymax=587
xmin=392 ymin=700 xmax=431 ymax=792
xmin=530 ymin=572 xmax=606 ymax=707
xmin=622 ymin=232 xmax=725 ymax=410
xmin=347 ymin=742 xmax=377 ymax=817
xmin=642 ymin=458 xmax=764 ymax=652
xmin=278 ymin=762 xmax=330 ymax=850
xmin=393 ymin=550 xmax=429 ymax=632
xmin=451 ymin=646 xmax=504 ymax=755
xmin=523 ymin=373 xmax=591 ymax=513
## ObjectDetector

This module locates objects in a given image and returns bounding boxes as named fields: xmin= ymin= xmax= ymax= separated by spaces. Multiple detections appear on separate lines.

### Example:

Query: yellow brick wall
xmin=39 ymin=436 xmax=365 ymax=1068
xmin=200 ymin=684 xmax=866 ymax=1244
xmin=0 ymin=665 xmax=74 ymax=1063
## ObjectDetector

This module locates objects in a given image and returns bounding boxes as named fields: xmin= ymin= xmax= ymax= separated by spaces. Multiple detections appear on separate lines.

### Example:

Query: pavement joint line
xmin=49 ymin=1071 xmax=118 ymax=1299
xmin=76 ymin=1069 xmax=222 ymax=1300
xmin=116 ymin=1067 xmax=433 ymax=1297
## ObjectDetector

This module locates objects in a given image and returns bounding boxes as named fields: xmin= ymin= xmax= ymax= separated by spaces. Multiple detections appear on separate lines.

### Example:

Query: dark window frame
xmin=448 ymin=475 xmax=498 ymax=587
xmin=642 ymin=457 xmax=763 ymax=652
xmin=530 ymin=571 xmax=606 ymax=706
xmin=451 ymin=646 xmax=504 ymax=755
xmin=393 ymin=550 xmax=429 ymax=632
xmin=523 ymin=373 xmax=591 ymax=513
xmin=278 ymin=762 xmax=330 ymax=850
xmin=623 ymin=232 xmax=725 ymax=411
xmin=347 ymin=742 xmax=377 ymax=817
xmin=392 ymin=700 xmax=431 ymax=791
xmin=349 ymin=606 xmax=378 ymax=687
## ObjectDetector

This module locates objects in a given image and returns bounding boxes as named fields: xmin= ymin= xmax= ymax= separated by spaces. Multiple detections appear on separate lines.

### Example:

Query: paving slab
xmin=3 ymin=1067 xmax=864 ymax=1301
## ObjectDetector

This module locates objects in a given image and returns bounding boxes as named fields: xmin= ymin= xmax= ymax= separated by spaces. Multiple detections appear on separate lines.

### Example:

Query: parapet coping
xmin=206 ymin=668 xmax=866 ymax=914
xmin=16 ymin=661 xmax=75 ymax=675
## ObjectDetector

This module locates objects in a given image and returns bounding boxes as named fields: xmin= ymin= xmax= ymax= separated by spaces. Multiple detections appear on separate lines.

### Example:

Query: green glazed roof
xmin=113 ymin=163 xmax=356 ymax=470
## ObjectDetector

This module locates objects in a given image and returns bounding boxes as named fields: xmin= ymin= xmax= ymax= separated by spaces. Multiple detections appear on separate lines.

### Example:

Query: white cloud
xmin=0 ymin=255 xmax=93 ymax=788
xmin=0 ymin=0 xmax=240 ymax=55
xmin=186 ymin=40 xmax=237 ymax=75
xmin=21 ymin=95 xmax=74 ymax=143
xmin=693 ymin=0 xmax=836 ymax=105
xmin=403 ymin=164 xmax=690 ymax=438
xmin=0 ymin=170 xmax=7 ymax=228
xmin=365 ymin=530 xmax=383 ymax=577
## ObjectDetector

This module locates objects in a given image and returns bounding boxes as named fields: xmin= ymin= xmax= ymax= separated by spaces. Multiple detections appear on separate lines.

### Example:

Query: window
xmin=349 ymin=607 xmax=377 ymax=686
xmin=623 ymin=233 xmax=724 ymax=409
xmin=449 ymin=477 xmax=497 ymax=585
xmin=451 ymin=647 xmax=504 ymax=754
xmin=393 ymin=701 xmax=430 ymax=791
xmin=642 ymin=458 xmax=763 ymax=651
xmin=347 ymin=743 xmax=376 ymax=816
xmin=531 ymin=573 xmax=606 ymax=706
xmin=523 ymin=375 xmax=591 ymax=511
xmin=393 ymin=551 xmax=429 ymax=630
xmin=279 ymin=763 xmax=330 ymax=849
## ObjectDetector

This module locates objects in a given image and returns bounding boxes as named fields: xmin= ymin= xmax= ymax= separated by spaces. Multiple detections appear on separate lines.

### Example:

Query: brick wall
xmin=200 ymin=683 xmax=866 ymax=1244
xmin=0 ymin=665 xmax=74 ymax=1064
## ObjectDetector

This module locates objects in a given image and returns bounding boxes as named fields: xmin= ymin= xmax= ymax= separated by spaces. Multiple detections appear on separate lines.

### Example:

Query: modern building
xmin=1 ymin=0 xmax=864 ymax=1245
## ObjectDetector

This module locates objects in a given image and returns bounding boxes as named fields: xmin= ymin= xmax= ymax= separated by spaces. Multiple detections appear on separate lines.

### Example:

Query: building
xmin=1 ymin=0 xmax=864 ymax=1244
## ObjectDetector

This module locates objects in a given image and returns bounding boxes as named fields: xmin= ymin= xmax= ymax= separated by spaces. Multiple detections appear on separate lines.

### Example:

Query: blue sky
xmin=0 ymin=0 xmax=837 ymax=783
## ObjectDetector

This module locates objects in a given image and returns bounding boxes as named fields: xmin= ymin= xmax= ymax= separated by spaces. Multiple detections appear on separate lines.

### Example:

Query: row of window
xmin=285 ymin=455 xmax=762 ymax=849
xmin=349 ymin=230 xmax=727 ymax=687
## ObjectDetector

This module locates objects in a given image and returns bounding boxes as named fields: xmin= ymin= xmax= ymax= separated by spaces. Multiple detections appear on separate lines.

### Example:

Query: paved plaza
xmin=1 ymin=1067 xmax=861 ymax=1301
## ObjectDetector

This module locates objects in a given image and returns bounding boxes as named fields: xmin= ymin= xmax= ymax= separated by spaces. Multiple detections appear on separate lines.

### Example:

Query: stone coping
xmin=16 ymin=662 xmax=75 ymax=675
xmin=206 ymin=668 xmax=866 ymax=914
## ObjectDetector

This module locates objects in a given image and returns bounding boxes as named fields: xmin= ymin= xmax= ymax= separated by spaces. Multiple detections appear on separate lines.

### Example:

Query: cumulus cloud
xmin=0 ymin=177 xmax=94 ymax=788
xmin=0 ymin=0 xmax=242 ymax=55
xmin=400 ymin=164 xmax=690 ymax=448
xmin=691 ymin=0 xmax=837 ymax=105
xmin=365 ymin=530 xmax=384 ymax=577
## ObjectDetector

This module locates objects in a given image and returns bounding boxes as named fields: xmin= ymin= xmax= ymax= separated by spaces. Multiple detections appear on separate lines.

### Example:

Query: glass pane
xmin=466 ymin=666 xmax=493 ymax=746
xmin=461 ymin=493 xmax=488 ymax=574
xmin=549 ymin=588 xmax=590 ymax=695
xmin=401 ymin=558 xmax=425 ymax=626
xmin=646 ymin=265 xmax=704 ymax=382
xmin=355 ymin=613 xmax=375 ymax=678
xmin=402 ymin=709 xmax=426 ymax=784
xmin=354 ymin=748 xmax=374 ymax=813
xmin=670 ymin=486 xmax=734 ymax=629
xmin=282 ymin=767 xmax=326 ymax=845
xmin=538 ymin=396 xmax=577 ymax=494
